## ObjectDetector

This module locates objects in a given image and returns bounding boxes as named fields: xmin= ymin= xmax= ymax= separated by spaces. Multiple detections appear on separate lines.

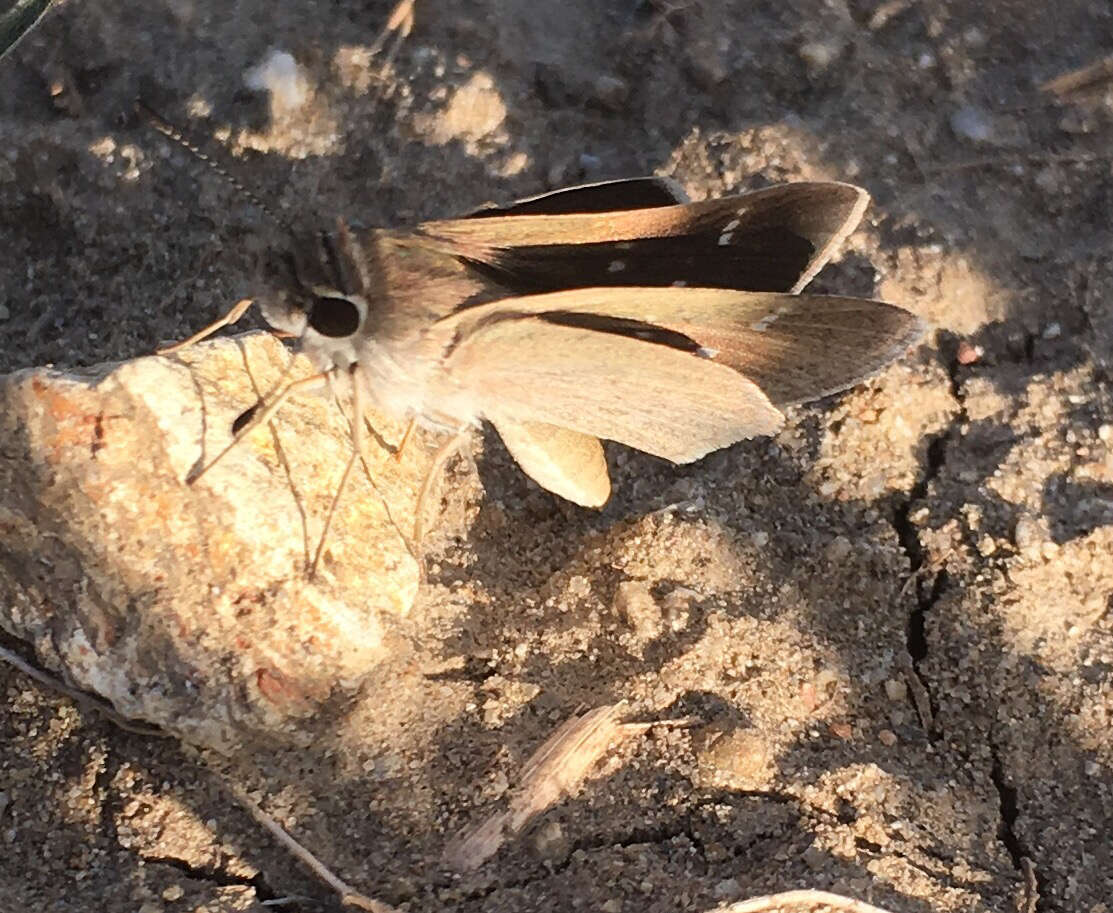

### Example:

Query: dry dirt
xmin=1 ymin=1 xmax=1112 ymax=912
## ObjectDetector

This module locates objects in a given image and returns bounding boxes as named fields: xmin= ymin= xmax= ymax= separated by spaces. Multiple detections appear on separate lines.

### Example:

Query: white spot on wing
xmin=722 ymin=218 xmax=741 ymax=232
xmin=671 ymin=280 xmax=688 ymax=287
xmin=750 ymin=305 xmax=791 ymax=332
xmin=697 ymin=346 xmax=719 ymax=359
xmin=718 ymin=232 xmax=734 ymax=246
xmin=608 ymin=259 xmax=626 ymax=273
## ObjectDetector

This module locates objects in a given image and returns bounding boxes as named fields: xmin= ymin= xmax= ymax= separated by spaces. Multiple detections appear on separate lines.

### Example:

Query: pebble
xmin=803 ymin=845 xmax=827 ymax=869
xmin=244 ymin=50 xmax=309 ymax=112
xmin=660 ymin=587 xmax=695 ymax=632
xmin=956 ymin=340 xmax=983 ymax=365
xmin=592 ymin=75 xmax=629 ymax=111
xmin=825 ymin=535 xmax=853 ymax=564
xmin=613 ymin=580 xmax=662 ymax=641
xmin=884 ymin=679 xmax=908 ymax=702
xmin=879 ymin=729 xmax=898 ymax=746
xmin=1014 ymin=516 xmax=1043 ymax=551
xmin=532 ymin=820 xmax=568 ymax=862
xmin=798 ymin=37 xmax=845 ymax=73
xmin=950 ymin=105 xmax=994 ymax=144
xmin=713 ymin=878 xmax=742 ymax=900
xmin=161 ymin=884 xmax=184 ymax=902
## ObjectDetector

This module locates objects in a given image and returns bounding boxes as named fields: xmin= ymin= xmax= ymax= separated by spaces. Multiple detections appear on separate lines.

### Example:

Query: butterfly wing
xmin=434 ymin=285 xmax=921 ymax=432
xmin=419 ymin=181 xmax=868 ymax=295
xmin=440 ymin=307 xmax=785 ymax=464
xmin=465 ymin=176 xmax=689 ymax=217
xmin=490 ymin=419 xmax=611 ymax=507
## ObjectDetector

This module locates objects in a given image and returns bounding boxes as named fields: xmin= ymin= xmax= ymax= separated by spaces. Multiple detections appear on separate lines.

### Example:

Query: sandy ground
xmin=2 ymin=1 xmax=1112 ymax=911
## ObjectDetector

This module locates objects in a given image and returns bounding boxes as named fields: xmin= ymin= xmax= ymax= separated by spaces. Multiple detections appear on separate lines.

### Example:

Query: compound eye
xmin=308 ymin=296 xmax=361 ymax=337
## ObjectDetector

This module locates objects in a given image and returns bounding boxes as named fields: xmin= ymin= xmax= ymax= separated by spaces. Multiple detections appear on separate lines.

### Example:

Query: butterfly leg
xmin=412 ymin=428 xmax=470 ymax=548
xmin=308 ymin=449 xmax=359 ymax=579
xmin=309 ymin=368 xmax=397 ymax=577
xmin=187 ymin=371 xmax=330 ymax=484
xmin=157 ymin=298 xmax=254 ymax=355
xmin=392 ymin=417 xmax=416 ymax=462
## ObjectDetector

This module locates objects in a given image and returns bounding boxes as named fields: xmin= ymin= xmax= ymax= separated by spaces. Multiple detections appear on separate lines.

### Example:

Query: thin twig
xmin=226 ymin=782 xmax=400 ymax=913
xmin=0 ymin=642 xmax=166 ymax=737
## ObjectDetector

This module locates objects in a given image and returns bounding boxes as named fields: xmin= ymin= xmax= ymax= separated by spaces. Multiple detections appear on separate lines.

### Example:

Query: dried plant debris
xmin=443 ymin=703 xmax=695 ymax=871
xmin=720 ymin=889 xmax=906 ymax=913
xmin=227 ymin=782 xmax=400 ymax=913
xmin=1040 ymin=54 xmax=1113 ymax=102
xmin=0 ymin=0 xmax=63 ymax=60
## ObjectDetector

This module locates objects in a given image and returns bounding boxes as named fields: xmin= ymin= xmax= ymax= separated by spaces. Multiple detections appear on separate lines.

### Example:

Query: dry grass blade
xmin=1040 ymin=54 xmax=1113 ymax=99
xmin=227 ymin=783 xmax=400 ymax=913
xmin=365 ymin=0 xmax=416 ymax=116
xmin=720 ymin=888 xmax=902 ymax=913
xmin=443 ymin=703 xmax=696 ymax=871
xmin=1020 ymin=856 xmax=1040 ymax=913
xmin=0 ymin=0 xmax=64 ymax=61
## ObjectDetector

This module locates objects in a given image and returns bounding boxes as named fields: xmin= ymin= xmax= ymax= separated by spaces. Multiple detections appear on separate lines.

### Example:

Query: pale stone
xmin=0 ymin=333 xmax=426 ymax=752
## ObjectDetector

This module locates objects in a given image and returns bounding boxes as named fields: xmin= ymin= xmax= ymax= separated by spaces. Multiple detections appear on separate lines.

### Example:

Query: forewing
xmin=466 ymin=177 xmax=688 ymax=217
xmin=491 ymin=419 xmax=611 ymax=507
xmin=443 ymin=314 xmax=785 ymax=464
xmin=438 ymin=286 xmax=924 ymax=409
xmin=420 ymin=182 xmax=868 ymax=295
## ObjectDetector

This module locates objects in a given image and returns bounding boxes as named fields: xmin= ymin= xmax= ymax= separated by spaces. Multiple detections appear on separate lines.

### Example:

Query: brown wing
xmin=437 ymin=286 xmax=923 ymax=409
xmin=419 ymin=182 xmax=868 ymax=295
xmin=465 ymin=176 xmax=689 ymax=217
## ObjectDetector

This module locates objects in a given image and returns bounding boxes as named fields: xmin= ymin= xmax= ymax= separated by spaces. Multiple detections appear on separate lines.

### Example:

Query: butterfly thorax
xmin=260 ymin=222 xmax=504 ymax=430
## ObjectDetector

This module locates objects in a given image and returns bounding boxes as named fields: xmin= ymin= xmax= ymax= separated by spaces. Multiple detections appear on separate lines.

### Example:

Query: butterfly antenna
xmin=136 ymin=100 xmax=291 ymax=234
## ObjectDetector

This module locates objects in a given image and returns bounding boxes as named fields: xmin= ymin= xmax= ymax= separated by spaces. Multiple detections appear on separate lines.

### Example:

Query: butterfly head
xmin=257 ymin=224 xmax=373 ymax=370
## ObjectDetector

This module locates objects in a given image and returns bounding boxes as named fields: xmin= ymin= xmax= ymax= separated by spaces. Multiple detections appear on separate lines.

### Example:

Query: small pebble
xmin=956 ymin=340 xmax=982 ymax=365
xmin=592 ymin=75 xmax=629 ymax=110
xmin=884 ymin=678 xmax=908 ymax=702
xmin=950 ymin=105 xmax=994 ymax=143
xmin=1014 ymin=517 xmax=1042 ymax=550
xmin=162 ymin=884 xmax=184 ymax=902
xmin=532 ymin=820 xmax=568 ymax=862
xmin=613 ymin=580 xmax=662 ymax=641
xmin=825 ymin=536 xmax=853 ymax=564
xmin=244 ymin=50 xmax=309 ymax=112
xmin=879 ymin=729 xmax=898 ymax=747
xmin=798 ymin=37 xmax=845 ymax=73
xmin=579 ymin=153 xmax=602 ymax=173
xmin=713 ymin=878 xmax=742 ymax=900
xmin=803 ymin=845 xmax=827 ymax=869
